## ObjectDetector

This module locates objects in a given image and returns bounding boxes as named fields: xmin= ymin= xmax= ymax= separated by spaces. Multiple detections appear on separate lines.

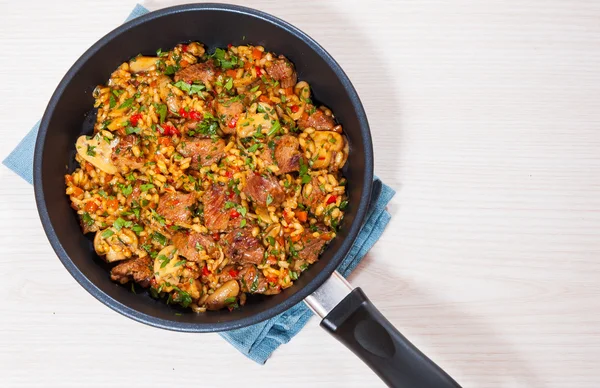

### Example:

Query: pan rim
xmin=33 ymin=3 xmax=374 ymax=332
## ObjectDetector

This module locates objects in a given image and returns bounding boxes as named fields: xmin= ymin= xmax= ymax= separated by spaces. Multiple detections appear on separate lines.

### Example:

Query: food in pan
xmin=64 ymin=42 xmax=348 ymax=312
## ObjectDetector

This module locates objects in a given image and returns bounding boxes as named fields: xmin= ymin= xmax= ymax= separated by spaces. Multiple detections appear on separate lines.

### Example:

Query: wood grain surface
xmin=1 ymin=0 xmax=600 ymax=387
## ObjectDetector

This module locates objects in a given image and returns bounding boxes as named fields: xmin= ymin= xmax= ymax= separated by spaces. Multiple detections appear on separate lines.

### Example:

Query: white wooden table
xmin=2 ymin=0 xmax=600 ymax=387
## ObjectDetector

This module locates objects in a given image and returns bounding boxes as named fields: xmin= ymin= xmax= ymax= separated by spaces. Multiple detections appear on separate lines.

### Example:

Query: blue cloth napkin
xmin=2 ymin=3 xmax=395 ymax=364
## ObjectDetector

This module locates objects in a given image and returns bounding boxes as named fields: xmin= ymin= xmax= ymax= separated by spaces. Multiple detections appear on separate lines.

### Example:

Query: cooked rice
xmin=65 ymin=42 xmax=348 ymax=312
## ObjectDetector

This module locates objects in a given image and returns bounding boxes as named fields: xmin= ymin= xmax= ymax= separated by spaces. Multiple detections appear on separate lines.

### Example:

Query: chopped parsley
xmin=224 ymin=77 xmax=234 ymax=90
xmin=150 ymin=209 xmax=166 ymax=225
xmin=299 ymin=158 xmax=311 ymax=184
xmin=101 ymin=229 xmax=114 ymax=238
xmin=118 ymin=98 xmax=134 ymax=109
xmin=267 ymin=120 xmax=281 ymax=137
xmin=173 ymin=80 xmax=206 ymax=96
xmin=157 ymin=254 xmax=170 ymax=268
xmin=170 ymin=286 xmax=192 ymax=308
xmin=155 ymin=103 xmax=167 ymax=123
xmin=86 ymin=145 xmax=96 ymax=157
xmin=246 ymin=143 xmax=261 ymax=153
xmin=109 ymin=95 xmax=116 ymax=108
xmin=164 ymin=65 xmax=179 ymax=75
xmin=113 ymin=217 xmax=132 ymax=231
xmin=119 ymin=184 xmax=133 ymax=196
xmin=196 ymin=113 xmax=220 ymax=136
xmin=210 ymin=48 xmax=240 ymax=70
xmin=140 ymin=183 xmax=154 ymax=192
xmin=250 ymin=272 xmax=259 ymax=293
xmin=266 ymin=193 xmax=273 ymax=206
xmin=125 ymin=126 xmax=141 ymax=135
xmin=82 ymin=212 xmax=94 ymax=226
xmin=152 ymin=232 xmax=168 ymax=246
xmin=131 ymin=224 xmax=144 ymax=235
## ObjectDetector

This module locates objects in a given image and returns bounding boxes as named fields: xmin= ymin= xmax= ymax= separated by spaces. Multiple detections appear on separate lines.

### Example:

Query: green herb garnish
xmin=113 ymin=217 xmax=132 ymax=231
xmin=119 ymin=98 xmax=134 ymax=109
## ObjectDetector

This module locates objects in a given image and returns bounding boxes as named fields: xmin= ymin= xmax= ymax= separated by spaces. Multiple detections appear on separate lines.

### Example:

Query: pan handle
xmin=305 ymin=273 xmax=461 ymax=388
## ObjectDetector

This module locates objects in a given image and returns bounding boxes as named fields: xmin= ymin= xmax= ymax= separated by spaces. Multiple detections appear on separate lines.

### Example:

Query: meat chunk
xmin=297 ymin=108 xmax=335 ymax=131
xmin=243 ymin=172 xmax=285 ymax=207
xmin=259 ymin=135 xmax=302 ymax=175
xmin=111 ymin=135 xmax=145 ymax=173
xmin=110 ymin=256 xmax=153 ymax=287
xmin=202 ymin=184 xmax=239 ymax=232
xmin=221 ymin=228 xmax=265 ymax=265
xmin=172 ymin=232 xmax=216 ymax=262
xmin=216 ymin=98 xmax=245 ymax=135
xmin=299 ymin=176 xmax=326 ymax=213
xmin=266 ymin=56 xmax=297 ymax=88
xmin=177 ymin=138 xmax=226 ymax=169
xmin=174 ymin=62 xmax=215 ymax=85
xmin=296 ymin=225 xmax=329 ymax=264
xmin=157 ymin=191 xmax=195 ymax=225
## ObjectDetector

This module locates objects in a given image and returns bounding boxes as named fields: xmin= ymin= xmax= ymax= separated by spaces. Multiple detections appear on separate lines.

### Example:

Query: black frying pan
xmin=33 ymin=4 xmax=461 ymax=387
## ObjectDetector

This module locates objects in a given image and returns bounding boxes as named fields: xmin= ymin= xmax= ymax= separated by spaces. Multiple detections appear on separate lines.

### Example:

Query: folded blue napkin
xmin=2 ymin=3 xmax=395 ymax=364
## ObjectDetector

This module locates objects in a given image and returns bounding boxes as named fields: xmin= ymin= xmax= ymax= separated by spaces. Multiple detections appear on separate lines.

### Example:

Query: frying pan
xmin=33 ymin=4 xmax=461 ymax=387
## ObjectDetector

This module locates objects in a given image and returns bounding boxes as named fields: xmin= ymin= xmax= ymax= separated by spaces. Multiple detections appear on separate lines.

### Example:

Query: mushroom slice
xmin=302 ymin=131 xmax=346 ymax=170
xmin=205 ymin=280 xmax=240 ymax=310
xmin=94 ymin=228 xmax=138 ymax=263
xmin=129 ymin=56 xmax=159 ymax=73
xmin=76 ymin=135 xmax=118 ymax=174
xmin=236 ymin=102 xmax=280 ymax=138
xmin=153 ymin=245 xmax=184 ymax=292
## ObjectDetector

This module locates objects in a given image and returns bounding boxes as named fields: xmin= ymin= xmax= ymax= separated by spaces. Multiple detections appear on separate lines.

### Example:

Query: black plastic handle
xmin=321 ymin=288 xmax=461 ymax=388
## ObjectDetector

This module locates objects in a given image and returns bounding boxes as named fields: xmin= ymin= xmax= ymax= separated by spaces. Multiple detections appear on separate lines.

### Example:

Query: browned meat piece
xmin=259 ymin=135 xmax=302 ymax=175
xmin=111 ymin=135 xmax=145 ymax=172
xmin=202 ymin=184 xmax=239 ymax=232
xmin=157 ymin=191 xmax=195 ymax=225
xmin=216 ymin=98 xmax=245 ymax=135
xmin=177 ymin=138 xmax=226 ymax=169
xmin=110 ymin=256 xmax=153 ymax=287
xmin=174 ymin=62 xmax=215 ymax=84
xmin=243 ymin=172 xmax=284 ymax=207
xmin=274 ymin=135 xmax=302 ymax=174
xmin=172 ymin=232 xmax=217 ymax=262
xmin=299 ymin=176 xmax=326 ymax=213
xmin=221 ymin=228 xmax=265 ymax=265
xmin=266 ymin=56 xmax=297 ymax=88
xmin=297 ymin=109 xmax=335 ymax=131
xmin=296 ymin=224 xmax=329 ymax=264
